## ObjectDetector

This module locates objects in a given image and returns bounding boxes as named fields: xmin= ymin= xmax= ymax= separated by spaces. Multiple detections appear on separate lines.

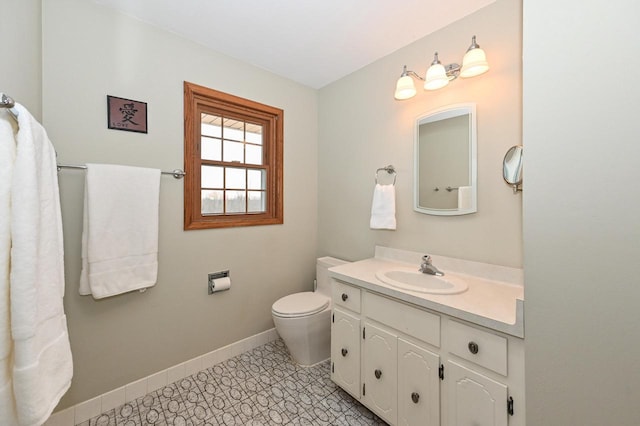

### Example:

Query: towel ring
xmin=375 ymin=165 xmax=397 ymax=185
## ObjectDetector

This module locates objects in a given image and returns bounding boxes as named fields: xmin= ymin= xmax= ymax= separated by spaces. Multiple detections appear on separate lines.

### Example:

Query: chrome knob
xmin=374 ymin=369 xmax=382 ymax=379
xmin=341 ymin=348 xmax=348 ymax=357
xmin=411 ymin=392 xmax=420 ymax=404
xmin=341 ymin=293 xmax=348 ymax=301
xmin=468 ymin=341 xmax=479 ymax=354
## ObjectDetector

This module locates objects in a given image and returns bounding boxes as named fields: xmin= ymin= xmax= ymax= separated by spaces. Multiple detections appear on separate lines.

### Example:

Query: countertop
xmin=329 ymin=255 xmax=524 ymax=338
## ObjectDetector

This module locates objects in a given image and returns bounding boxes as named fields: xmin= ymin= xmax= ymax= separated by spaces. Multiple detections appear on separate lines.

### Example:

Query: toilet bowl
xmin=272 ymin=256 xmax=348 ymax=366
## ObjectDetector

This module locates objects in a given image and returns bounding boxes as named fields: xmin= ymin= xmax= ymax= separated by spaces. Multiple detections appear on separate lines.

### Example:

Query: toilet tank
xmin=316 ymin=256 xmax=349 ymax=298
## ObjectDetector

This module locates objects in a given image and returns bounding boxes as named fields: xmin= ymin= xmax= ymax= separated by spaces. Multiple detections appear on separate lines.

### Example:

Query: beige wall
xmin=0 ymin=0 xmax=41 ymax=119
xmin=42 ymin=0 xmax=318 ymax=408
xmin=318 ymin=0 xmax=523 ymax=268
xmin=523 ymin=0 xmax=640 ymax=424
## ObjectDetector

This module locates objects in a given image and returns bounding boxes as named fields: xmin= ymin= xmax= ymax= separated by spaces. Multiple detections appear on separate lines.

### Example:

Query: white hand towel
xmin=10 ymin=103 xmax=73 ymax=426
xmin=0 ymin=109 xmax=18 ymax=425
xmin=370 ymin=183 xmax=397 ymax=230
xmin=80 ymin=163 xmax=161 ymax=299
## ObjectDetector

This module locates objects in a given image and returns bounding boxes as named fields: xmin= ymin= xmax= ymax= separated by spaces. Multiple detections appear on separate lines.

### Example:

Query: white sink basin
xmin=375 ymin=267 xmax=468 ymax=295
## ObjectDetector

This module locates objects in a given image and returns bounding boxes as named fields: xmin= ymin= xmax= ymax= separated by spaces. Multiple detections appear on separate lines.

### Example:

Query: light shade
xmin=460 ymin=36 xmax=489 ymax=78
xmin=394 ymin=74 xmax=417 ymax=100
xmin=424 ymin=63 xmax=449 ymax=91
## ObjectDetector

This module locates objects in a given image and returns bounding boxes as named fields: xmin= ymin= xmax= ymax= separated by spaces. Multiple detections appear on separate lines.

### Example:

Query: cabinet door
xmin=331 ymin=308 xmax=361 ymax=397
xmin=446 ymin=360 xmax=508 ymax=426
xmin=398 ymin=338 xmax=440 ymax=426
xmin=363 ymin=322 xmax=397 ymax=425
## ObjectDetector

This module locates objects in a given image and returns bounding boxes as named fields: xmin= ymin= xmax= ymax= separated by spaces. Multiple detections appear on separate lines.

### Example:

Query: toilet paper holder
xmin=208 ymin=270 xmax=230 ymax=294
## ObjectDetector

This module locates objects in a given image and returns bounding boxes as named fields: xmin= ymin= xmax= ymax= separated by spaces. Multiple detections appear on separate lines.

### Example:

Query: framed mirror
xmin=503 ymin=145 xmax=523 ymax=193
xmin=414 ymin=103 xmax=477 ymax=215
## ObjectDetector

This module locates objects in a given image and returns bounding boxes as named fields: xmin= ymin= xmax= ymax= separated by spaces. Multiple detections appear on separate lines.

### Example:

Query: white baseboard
xmin=44 ymin=328 xmax=280 ymax=426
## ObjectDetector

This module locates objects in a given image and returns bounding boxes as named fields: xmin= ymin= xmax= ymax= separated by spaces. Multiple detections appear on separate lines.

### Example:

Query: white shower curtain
xmin=0 ymin=100 xmax=73 ymax=426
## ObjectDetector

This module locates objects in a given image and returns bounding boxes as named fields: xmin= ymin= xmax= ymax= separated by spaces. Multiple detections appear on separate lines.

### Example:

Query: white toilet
xmin=272 ymin=256 xmax=348 ymax=366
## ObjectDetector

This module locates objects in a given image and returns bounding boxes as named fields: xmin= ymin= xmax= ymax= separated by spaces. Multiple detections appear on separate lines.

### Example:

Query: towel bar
xmin=434 ymin=186 xmax=459 ymax=192
xmin=1 ymin=93 xmax=19 ymax=119
xmin=56 ymin=163 xmax=186 ymax=179
xmin=1 ymin=93 xmax=185 ymax=179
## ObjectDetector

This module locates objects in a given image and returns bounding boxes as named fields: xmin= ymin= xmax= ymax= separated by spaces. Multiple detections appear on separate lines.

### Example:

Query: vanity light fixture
xmin=394 ymin=35 xmax=489 ymax=100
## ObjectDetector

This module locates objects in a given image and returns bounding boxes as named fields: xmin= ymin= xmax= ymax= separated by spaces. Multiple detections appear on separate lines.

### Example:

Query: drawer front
xmin=332 ymin=280 xmax=362 ymax=313
xmin=364 ymin=292 xmax=440 ymax=347
xmin=447 ymin=320 xmax=507 ymax=376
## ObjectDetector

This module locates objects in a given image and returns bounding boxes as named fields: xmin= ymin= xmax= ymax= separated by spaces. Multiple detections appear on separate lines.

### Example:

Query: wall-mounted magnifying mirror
xmin=414 ymin=103 xmax=477 ymax=215
xmin=503 ymin=145 xmax=523 ymax=193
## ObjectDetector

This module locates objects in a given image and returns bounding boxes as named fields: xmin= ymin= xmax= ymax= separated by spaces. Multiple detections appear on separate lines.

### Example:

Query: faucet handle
xmin=422 ymin=255 xmax=432 ymax=264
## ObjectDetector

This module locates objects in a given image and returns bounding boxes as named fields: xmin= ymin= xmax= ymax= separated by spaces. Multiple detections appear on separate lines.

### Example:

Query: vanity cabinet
xmin=443 ymin=320 xmax=512 ymax=426
xmin=330 ymin=279 xmax=525 ymax=426
xmin=359 ymin=321 xmax=442 ymax=426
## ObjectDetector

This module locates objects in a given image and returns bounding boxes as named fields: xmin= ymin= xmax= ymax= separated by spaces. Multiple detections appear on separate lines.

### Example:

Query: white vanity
xmin=329 ymin=247 xmax=525 ymax=426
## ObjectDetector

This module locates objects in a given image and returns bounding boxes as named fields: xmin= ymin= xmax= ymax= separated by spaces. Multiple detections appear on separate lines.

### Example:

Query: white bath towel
xmin=10 ymin=103 xmax=73 ymax=426
xmin=0 ymin=109 xmax=18 ymax=425
xmin=370 ymin=183 xmax=397 ymax=230
xmin=79 ymin=163 xmax=161 ymax=299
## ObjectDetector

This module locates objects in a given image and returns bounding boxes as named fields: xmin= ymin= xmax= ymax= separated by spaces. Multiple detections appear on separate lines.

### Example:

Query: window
xmin=183 ymin=82 xmax=283 ymax=229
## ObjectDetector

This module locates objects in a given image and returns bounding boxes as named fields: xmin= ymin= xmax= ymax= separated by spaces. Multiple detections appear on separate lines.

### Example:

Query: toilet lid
xmin=272 ymin=292 xmax=330 ymax=317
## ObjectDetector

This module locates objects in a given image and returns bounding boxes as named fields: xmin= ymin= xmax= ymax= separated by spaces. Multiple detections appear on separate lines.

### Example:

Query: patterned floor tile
xmin=78 ymin=339 xmax=387 ymax=426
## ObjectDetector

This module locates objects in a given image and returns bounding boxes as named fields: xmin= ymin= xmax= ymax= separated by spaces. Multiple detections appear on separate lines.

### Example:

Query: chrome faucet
xmin=419 ymin=255 xmax=444 ymax=276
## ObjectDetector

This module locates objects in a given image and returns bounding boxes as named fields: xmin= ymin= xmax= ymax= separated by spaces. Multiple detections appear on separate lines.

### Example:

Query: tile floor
xmin=78 ymin=339 xmax=387 ymax=425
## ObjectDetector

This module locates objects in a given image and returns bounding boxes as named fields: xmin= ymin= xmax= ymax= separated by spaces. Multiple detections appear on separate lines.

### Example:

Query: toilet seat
xmin=272 ymin=292 xmax=330 ymax=318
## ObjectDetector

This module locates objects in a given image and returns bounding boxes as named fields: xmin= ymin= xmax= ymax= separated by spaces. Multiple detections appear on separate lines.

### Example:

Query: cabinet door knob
xmin=374 ymin=369 xmax=382 ymax=379
xmin=341 ymin=348 xmax=348 ymax=357
xmin=341 ymin=293 xmax=349 ymax=301
xmin=468 ymin=341 xmax=479 ymax=354
xmin=411 ymin=392 xmax=420 ymax=404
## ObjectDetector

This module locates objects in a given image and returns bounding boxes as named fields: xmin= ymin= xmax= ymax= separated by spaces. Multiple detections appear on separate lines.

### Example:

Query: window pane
xmin=248 ymin=191 xmax=266 ymax=213
xmin=202 ymin=190 xmax=223 ymax=214
xmin=201 ymin=165 xmax=223 ymax=188
xmin=201 ymin=137 xmax=221 ymax=161
xmin=225 ymin=167 xmax=246 ymax=189
xmin=226 ymin=191 xmax=246 ymax=213
xmin=246 ymin=124 xmax=263 ymax=145
xmin=223 ymin=140 xmax=244 ymax=162
xmin=201 ymin=114 xmax=222 ymax=137
xmin=247 ymin=169 xmax=266 ymax=190
xmin=245 ymin=144 xmax=263 ymax=165
xmin=201 ymin=122 xmax=221 ymax=138
xmin=223 ymin=118 xmax=244 ymax=141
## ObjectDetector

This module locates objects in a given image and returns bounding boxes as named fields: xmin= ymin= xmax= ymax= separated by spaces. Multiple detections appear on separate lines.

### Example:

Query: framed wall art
xmin=107 ymin=95 xmax=148 ymax=133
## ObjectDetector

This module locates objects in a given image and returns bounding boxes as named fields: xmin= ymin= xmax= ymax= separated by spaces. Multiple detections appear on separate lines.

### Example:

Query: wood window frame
xmin=183 ymin=81 xmax=283 ymax=230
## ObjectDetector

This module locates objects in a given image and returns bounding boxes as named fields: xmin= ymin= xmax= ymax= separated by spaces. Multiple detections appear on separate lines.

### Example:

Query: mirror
xmin=414 ymin=103 xmax=477 ymax=215
xmin=503 ymin=145 xmax=523 ymax=192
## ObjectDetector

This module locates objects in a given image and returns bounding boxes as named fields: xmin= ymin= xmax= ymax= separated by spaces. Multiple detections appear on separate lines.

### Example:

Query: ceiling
xmin=93 ymin=0 xmax=495 ymax=89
